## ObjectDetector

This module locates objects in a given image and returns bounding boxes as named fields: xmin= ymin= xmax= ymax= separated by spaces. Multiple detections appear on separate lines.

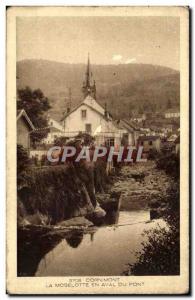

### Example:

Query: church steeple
xmin=82 ymin=53 xmax=96 ymax=99
xmin=86 ymin=53 xmax=91 ymax=88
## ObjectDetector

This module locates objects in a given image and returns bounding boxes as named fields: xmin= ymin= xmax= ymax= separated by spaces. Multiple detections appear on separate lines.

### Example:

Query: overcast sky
xmin=17 ymin=16 xmax=180 ymax=70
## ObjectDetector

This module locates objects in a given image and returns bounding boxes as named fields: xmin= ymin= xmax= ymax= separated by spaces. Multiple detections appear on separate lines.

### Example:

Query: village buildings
xmin=164 ymin=109 xmax=180 ymax=119
xmin=17 ymin=55 xmax=180 ymax=159
xmin=41 ymin=116 xmax=64 ymax=144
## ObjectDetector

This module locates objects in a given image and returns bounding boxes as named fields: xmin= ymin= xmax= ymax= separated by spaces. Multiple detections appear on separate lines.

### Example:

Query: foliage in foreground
xmin=156 ymin=152 xmax=180 ymax=179
xmin=126 ymin=224 xmax=179 ymax=275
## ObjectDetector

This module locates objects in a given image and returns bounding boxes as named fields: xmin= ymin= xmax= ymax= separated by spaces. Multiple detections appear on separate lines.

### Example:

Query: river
xmin=34 ymin=210 xmax=166 ymax=276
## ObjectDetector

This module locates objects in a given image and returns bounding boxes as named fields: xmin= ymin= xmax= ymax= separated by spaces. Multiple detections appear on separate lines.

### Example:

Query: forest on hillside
xmin=17 ymin=59 xmax=180 ymax=120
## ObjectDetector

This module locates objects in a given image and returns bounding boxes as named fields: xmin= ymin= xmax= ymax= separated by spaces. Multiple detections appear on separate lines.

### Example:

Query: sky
xmin=17 ymin=16 xmax=180 ymax=70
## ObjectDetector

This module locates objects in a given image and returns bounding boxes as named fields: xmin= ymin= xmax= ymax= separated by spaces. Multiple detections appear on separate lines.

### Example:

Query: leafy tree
xmin=17 ymin=87 xmax=51 ymax=144
xmin=75 ymin=133 xmax=94 ymax=146
xmin=54 ymin=136 xmax=68 ymax=146
xmin=156 ymin=152 xmax=180 ymax=179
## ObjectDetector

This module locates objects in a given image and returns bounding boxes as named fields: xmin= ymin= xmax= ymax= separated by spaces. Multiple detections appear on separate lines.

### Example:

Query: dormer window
xmin=81 ymin=109 xmax=87 ymax=118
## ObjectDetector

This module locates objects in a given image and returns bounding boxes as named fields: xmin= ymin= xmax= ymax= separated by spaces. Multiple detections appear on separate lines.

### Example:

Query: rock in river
xmin=57 ymin=216 xmax=94 ymax=227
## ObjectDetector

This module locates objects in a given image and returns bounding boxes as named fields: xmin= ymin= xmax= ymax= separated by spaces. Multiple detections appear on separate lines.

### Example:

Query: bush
xmin=147 ymin=149 xmax=159 ymax=160
xmin=17 ymin=144 xmax=30 ymax=174
xmin=126 ymin=224 xmax=179 ymax=275
xmin=156 ymin=152 xmax=179 ymax=179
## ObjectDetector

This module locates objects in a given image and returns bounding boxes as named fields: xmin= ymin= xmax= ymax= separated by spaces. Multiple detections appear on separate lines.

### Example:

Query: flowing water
xmin=34 ymin=210 xmax=165 ymax=276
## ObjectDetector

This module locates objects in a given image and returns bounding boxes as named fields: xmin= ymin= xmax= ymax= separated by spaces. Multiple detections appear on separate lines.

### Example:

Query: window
xmin=149 ymin=141 xmax=153 ymax=146
xmin=141 ymin=141 xmax=144 ymax=146
xmin=85 ymin=123 xmax=91 ymax=133
xmin=81 ymin=110 xmax=87 ymax=118
xmin=105 ymin=138 xmax=115 ymax=147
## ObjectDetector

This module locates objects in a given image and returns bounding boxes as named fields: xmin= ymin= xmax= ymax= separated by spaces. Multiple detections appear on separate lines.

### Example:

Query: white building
xmin=61 ymin=94 xmax=124 ymax=147
xmin=61 ymin=55 xmax=134 ymax=148
xmin=131 ymin=114 xmax=146 ymax=123
xmin=41 ymin=117 xmax=64 ymax=144
xmin=138 ymin=136 xmax=161 ymax=152
xmin=165 ymin=109 xmax=180 ymax=119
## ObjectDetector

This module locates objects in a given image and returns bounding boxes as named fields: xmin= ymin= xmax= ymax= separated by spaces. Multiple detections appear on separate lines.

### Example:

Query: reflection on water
xmin=66 ymin=233 xmax=84 ymax=248
xmin=34 ymin=211 xmax=165 ymax=276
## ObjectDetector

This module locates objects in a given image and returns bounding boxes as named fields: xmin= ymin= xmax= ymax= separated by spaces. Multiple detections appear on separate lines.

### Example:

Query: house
xmin=61 ymin=55 xmax=127 ymax=147
xmin=112 ymin=120 xmax=133 ymax=146
xmin=115 ymin=119 xmax=138 ymax=146
xmin=167 ymin=134 xmax=178 ymax=143
xmin=122 ymin=119 xmax=141 ymax=146
xmin=41 ymin=117 xmax=64 ymax=144
xmin=61 ymin=94 xmax=123 ymax=147
xmin=138 ymin=136 xmax=161 ymax=152
xmin=165 ymin=109 xmax=180 ymax=119
xmin=17 ymin=109 xmax=35 ymax=150
xmin=131 ymin=114 xmax=146 ymax=123
xmin=139 ymin=127 xmax=155 ymax=137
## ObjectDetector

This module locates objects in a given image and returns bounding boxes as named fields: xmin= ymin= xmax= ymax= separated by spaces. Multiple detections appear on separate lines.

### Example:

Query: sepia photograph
xmin=6 ymin=6 xmax=189 ymax=294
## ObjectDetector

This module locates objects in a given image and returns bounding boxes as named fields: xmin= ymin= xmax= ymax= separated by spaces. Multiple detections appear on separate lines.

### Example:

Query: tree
xmin=17 ymin=144 xmax=31 ymax=187
xmin=17 ymin=144 xmax=30 ymax=175
xmin=17 ymin=87 xmax=51 ymax=144
xmin=54 ymin=136 xmax=68 ymax=146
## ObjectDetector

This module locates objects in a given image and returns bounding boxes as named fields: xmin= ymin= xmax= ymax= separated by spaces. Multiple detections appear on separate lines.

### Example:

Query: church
xmin=61 ymin=55 xmax=133 ymax=147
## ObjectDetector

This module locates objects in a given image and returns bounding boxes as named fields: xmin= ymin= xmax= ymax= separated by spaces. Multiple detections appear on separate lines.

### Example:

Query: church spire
xmin=82 ymin=53 xmax=96 ymax=99
xmin=86 ymin=52 xmax=91 ymax=87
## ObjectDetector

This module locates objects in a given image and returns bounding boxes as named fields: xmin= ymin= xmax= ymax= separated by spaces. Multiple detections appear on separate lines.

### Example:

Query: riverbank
xmin=17 ymin=160 xmax=173 ymax=276
xmin=110 ymin=161 xmax=173 ymax=211
xmin=17 ymin=160 xmax=174 ymax=235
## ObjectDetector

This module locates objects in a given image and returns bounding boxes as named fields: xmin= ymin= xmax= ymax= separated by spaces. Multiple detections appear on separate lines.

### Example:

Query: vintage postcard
xmin=7 ymin=6 xmax=189 ymax=294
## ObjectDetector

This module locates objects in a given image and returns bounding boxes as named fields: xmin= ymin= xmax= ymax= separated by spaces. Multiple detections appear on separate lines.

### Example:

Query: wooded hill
xmin=17 ymin=59 xmax=180 ymax=121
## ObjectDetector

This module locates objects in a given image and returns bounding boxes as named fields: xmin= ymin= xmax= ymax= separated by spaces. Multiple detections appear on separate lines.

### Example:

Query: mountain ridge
xmin=17 ymin=59 xmax=180 ymax=121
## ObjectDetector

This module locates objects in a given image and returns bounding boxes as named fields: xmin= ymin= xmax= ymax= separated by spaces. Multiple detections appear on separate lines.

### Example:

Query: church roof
xmin=61 ymin=95 xmax=112 ymax=122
